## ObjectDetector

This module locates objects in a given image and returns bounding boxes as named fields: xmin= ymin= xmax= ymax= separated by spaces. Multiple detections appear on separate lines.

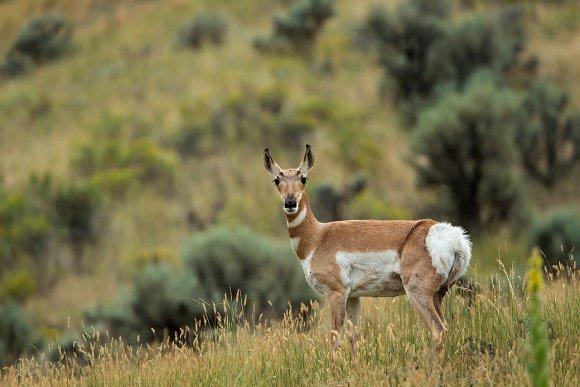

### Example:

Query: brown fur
xmin=264 ymin=146 xmax=456 ymax=366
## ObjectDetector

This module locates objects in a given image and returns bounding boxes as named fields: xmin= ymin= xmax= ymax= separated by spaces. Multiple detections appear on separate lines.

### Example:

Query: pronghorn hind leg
xmin=433 ymin=287 xmax=449 ymax=331
xmin=345 ymin=297 xmax=361 ymax=360
xmin=404 ymin=284 xmax=447 ymax=354
xmin=328 ymin=291 xmax=346 ymax=368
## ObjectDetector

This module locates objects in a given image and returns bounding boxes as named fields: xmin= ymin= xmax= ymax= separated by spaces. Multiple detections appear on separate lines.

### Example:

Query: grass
xmin=0 ymin=0 xmax=579 ymax=380
xmin=2 ymin=264 xmax=578 ymax=386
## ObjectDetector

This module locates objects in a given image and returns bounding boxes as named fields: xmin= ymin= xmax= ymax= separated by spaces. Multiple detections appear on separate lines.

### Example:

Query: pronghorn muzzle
xmin=284 ymin=197 xmax=298 ymax=213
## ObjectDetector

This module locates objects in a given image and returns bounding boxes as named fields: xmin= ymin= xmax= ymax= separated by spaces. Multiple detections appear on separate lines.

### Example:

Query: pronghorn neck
xmin=285 ymin=192 xmax=321 ymax=260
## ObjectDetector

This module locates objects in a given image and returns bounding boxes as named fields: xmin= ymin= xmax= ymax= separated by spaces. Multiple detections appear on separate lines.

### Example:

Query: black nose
xmin=284 ymin=198 xmax=297 ymax=210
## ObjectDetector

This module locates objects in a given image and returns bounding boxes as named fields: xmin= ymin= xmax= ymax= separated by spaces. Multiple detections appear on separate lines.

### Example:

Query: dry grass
xmin=2 ymin=266 xmax=578 ymax=386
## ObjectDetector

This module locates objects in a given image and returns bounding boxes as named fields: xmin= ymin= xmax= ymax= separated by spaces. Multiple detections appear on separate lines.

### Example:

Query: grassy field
xmin=1 ymin=0 xmax=580 ymax=383
xmin=2 ymin=265 xmax=578 ymax=386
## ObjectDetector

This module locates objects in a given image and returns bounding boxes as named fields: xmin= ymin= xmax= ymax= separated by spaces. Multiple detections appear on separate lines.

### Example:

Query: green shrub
xmin=311 ymin=174 xmax=367 ymax=221
xmin=176 ymin=11 xmax=228 ymax=49
xmin=0 ymin=13 xmax=73 ymax=79
xmin=528 ymin=208 xmax=580 ymax=274
xmin=411 ymin=72 xmax=524 ymax=230
xmin=0 ymin=190 xmax=50 ymax=271
xmin=254 ymin=0 xmax=334 ymax=54
xmin=0 ymin=271 xmax=36 ymax=302
xmin=358 ymin=0 xmax=448 ymax=101
xmin=52 ymin=181 xmax=100 ymax=262
xmin=87 ymin=262 xmax=200 ymax=344
xmin=360 ymin=1 xmax=527 ymax=124
xmin=182 ymin=228 xmax=318 ymax=316
xmin=0 ymin=302 xmax=37 ymax=366
xmin=515 ymin=80 xmax=580 ymax=187
xmin=88 ymin=228 xmax=319 ymax=345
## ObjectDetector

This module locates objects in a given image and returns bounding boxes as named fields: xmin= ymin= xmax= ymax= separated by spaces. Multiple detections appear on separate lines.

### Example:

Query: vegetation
xmin=526 ymin=249 xmax=551 ymax=387
xmin=1 ymin=265 xmax=579 ymax=385
xmin=86 ymin=228 xmax=318 ymax=345
xmin=0 ymin=0 xmax=579 ymax=381
xmin=528 ymin=208 xmax=580 ymax=274
xmin=515 ymin=79 xmax=580 ymax=187
xmin=410 ymin=72 xmax=524 ymax=230
xmin=0 ymin=13 xmax=73 ymax=78
xmin=254 ymin=0 xmax=335 ymax=54
xmin=176 ymin=11 xmax=228 ymax=49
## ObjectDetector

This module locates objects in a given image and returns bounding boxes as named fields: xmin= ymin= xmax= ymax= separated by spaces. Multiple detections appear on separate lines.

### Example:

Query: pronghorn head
xmin=263 ymin=144 xmax=314 ymax=214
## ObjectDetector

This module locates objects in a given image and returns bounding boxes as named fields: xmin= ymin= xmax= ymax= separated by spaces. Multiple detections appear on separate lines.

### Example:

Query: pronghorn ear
xmin=263 ymin=148 xmax=282 ymax=176
xmin=298 ymin=144 xmax=314 ymax=176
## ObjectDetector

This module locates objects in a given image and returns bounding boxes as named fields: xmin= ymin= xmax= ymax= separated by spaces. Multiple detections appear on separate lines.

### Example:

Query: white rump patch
xmin=425 ymin=222 xmax=472 ymax=284
xmin=335 ymin=250 xmax=404 ymax=298
xmin=287 ymin=207 xmax=307 ymax=228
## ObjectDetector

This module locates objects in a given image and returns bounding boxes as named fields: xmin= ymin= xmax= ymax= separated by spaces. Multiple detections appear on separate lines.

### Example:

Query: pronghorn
xmin=263 ymin=145 xmax=472 ymax=366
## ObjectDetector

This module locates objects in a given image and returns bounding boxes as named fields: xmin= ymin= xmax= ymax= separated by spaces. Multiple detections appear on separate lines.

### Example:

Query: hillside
xmin=0 ymin=0 xmax=579 ymax=378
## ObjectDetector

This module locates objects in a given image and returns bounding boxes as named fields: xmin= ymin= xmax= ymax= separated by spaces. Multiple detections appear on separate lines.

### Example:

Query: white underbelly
xmin=337 ymin=250 xmax=405 ymax=298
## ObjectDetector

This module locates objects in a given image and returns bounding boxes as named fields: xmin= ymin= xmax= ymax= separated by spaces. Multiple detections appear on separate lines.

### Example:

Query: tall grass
xmin=2 ymin=263 xmax=578 ymax=386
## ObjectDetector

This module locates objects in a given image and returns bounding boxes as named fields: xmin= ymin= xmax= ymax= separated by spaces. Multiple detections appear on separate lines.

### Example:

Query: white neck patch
xmin=287 ymin=207 xmax=307 ymax=228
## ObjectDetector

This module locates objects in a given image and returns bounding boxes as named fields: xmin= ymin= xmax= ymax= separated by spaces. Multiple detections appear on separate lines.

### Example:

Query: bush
xmin=360 ymin=1 xmax=527 ymax=124
xmin=88 ymin=228 xmax=319 ymax=345
xmin=358 ymin=0 xmax=448 ymax=101
xmin=528 ymin=209 xmax=580 ymax=274
xmin=0 ymin=190 xmax=50 ymax=271
xmin=0 ymin=302 xmax=37 ymax=366
xmin=515 ymin=80 xmax=580 ymax=188
xmin=311 ymin=174 xmax=367 ymax=221
xmin=182 ymin=228 xmax=318 ymax=316
xmin=52 ymin=181 xmax=101 ymax=262
xmin=0 ymin=13 xmax=73 ymax=79
xmin=0 ymin=271 xmax=36 ymax=302
xmin=176 ymin=11 xmax=228 ymax=49
xmin=254 ymin=0 xmax=334 ymax=54
xmin=411 ymin=72 xmax=524 ymax=230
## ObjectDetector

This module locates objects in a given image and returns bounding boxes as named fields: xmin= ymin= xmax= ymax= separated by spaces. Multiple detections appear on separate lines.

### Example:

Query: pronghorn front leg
xmin=328 ymin=291 xmax=346 ymax=368
xmin=346 ymin=297 xmax=361 ymax=361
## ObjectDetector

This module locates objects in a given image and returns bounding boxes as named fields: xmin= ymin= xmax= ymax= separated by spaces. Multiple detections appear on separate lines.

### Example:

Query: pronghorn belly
xmin=336 ymin=250 xmax=405 ymax=298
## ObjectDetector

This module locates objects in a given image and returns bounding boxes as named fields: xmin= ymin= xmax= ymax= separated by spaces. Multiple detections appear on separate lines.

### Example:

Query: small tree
xmin=411 ymin=72 xmax=523 ymax=230
xmin=515 ymin=80 xmax=580 ymax=187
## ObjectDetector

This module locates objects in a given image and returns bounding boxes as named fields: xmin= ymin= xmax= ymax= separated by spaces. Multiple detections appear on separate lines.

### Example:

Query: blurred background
xmin=0 ymin=0 xmax=579 ymax=367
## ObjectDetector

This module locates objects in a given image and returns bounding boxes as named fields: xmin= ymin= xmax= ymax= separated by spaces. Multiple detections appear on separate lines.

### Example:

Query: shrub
xmin=528 ymin=208 xmax=580 ymax=274
xmin=0 ymin=271 xmax=36 ymax=302
xmin=176 ymin=11 xmax=228 ymax=49
xmin=52 ymin=181 xmax=101 ymax=262
xmin=88 ymin=228 xmax=319 ymax=345
xmin=515 ymin=80 xmax=580 ymax=187
xmin=182 ymin=228 xmax=318 ymax=316
xmin=358 ymin=0 xmax=448 ymax=101
xmin=254 ymin=0 xmax=334 ymax=54
xmin=0 ymin=190 xmax=50 ymax=271
xmin=0 ymin=13 xmax=73 ymax=79
xmin=0 ymin=302 xmax=37 ymax=366
xmin=429 ymin=12 xmax=525 ymax=90
xmin=311 ymin=174 xmax=367 ymax=221
xmin=410 ymin=72 xmax=523 ymax=230
xmin=360 ymin=1 xmax=527 ymax=124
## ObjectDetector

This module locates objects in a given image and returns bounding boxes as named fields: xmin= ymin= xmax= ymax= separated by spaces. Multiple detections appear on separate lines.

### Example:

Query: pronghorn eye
xmin=273 ymin=177 xmax=280 ymax=186
xmin=301 ymin=176 xmax=307 ymax=185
